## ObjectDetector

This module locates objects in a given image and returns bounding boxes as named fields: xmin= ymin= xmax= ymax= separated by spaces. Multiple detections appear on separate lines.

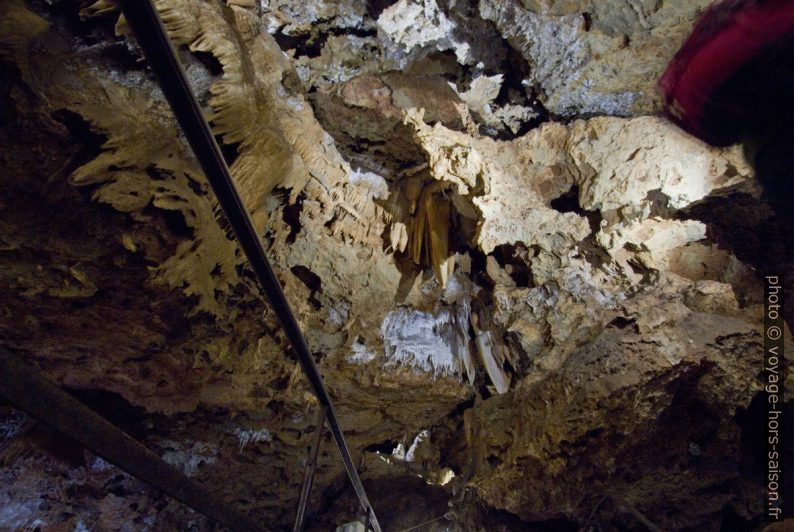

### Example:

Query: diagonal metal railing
xmin=116 ymin=0 xmax=381 ymax=530
xmin=0 ymin=347 xmax=263 ymax=531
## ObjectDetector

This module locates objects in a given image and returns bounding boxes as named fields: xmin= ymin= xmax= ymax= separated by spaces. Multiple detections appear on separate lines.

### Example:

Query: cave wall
xmin=0 ymin=0 xmax=791 ymax=530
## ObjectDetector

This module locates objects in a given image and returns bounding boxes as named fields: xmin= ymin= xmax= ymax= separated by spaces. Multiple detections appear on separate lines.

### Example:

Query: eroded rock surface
xmin=0 ymin=0 xmax=790 ymax=530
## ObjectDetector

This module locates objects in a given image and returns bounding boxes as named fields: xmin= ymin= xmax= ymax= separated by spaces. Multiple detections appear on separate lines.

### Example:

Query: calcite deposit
xmin=0 ymin=0 xmax=790 ymax=530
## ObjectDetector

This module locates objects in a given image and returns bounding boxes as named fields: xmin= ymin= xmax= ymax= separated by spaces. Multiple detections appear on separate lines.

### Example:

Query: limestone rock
xmin=480 ymin=0 xmax=713 ymax=116
xmin=378 ymin=0 xmax=472 ymax=67
xmin=568 ymin=116 xmax=749 ymax=211
xmin=0 ymin=0 xmax=788 ymax=530
xmin=463 ymin=300 xmax=764 ymax=528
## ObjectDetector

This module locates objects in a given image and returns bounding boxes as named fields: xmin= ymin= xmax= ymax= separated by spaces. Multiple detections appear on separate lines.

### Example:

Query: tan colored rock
xmin=293 ymin=34 xmax=385 ymax=88
xmin=668 ymin=242 xmax=762 ymax=304
xmin=597 ymin=217 xmax=707 ymax=281
xmin=684 ymin=280 xmax=740 ymax=315
xmin=452 ymin=74 xmax=537 ymax=134
xmin=568 ymin=116 xmax=749 ymax=210
xmin=339 ymin=74 xmax=402 ymax=119
xmin=464 ymin=294 xmax=763 ymax=528
xmin=404 ymin=110 xmax=590 ymax=256
xmin=0 ymin=0 xmax=782 ymax=530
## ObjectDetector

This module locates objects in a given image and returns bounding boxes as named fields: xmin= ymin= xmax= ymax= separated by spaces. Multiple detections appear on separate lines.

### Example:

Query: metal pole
xmin=0 ymin=348 xmax=263 ymax=532
xmin=614 ymin=497 xmax=663 ymax=532
xmin=292 ymin=406 xmax=327 ymax=532
xmin=115 ymin=1 xmax=381 ymax=529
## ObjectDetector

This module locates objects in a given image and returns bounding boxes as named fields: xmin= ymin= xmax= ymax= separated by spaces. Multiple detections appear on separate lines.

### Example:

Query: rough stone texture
xmin=480 ymin=0 xmax=714 ymax=116
xmin=0 ymin=0 xmax=791 ymax=530
xmin=465 ymin=288 xmax=764 ymax=528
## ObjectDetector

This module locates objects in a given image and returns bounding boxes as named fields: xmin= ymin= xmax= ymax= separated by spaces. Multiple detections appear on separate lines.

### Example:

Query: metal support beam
xmin=0 ymin=348 xmax=262 ymax=532
xmin=116 ymin=1 xmax=381 ymax=530
xmin=292 ymin=406 xmax=327 ymax=532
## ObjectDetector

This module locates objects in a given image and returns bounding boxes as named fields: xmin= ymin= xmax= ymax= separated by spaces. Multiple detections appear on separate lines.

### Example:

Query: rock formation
xmin=0 ymin=0 xmax=790 ymax=530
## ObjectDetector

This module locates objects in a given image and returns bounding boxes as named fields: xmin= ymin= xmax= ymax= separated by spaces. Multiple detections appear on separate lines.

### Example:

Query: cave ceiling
xmin=0 ymin=0 xmax=791 ymax=530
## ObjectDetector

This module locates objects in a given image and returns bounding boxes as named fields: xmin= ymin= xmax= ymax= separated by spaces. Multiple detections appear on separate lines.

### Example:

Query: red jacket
xmin=660 ymin=0 xmax=794 ymax=146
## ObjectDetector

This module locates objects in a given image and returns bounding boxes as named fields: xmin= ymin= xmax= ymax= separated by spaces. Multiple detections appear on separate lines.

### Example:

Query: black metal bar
xmin=292 ymin=406 xmax=327 ymax=532
xmin=614 ymin=497 xmax=663 ymax=532
xmin=116 ymin=1 xmax=381 ymax=530
xmin=0 ymin=348 xmax=262 ymax=532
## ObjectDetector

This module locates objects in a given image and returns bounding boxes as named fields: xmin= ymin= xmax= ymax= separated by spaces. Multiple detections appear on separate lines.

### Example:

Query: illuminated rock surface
xmin=0 ymin=0 xmax=791 ymax=529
